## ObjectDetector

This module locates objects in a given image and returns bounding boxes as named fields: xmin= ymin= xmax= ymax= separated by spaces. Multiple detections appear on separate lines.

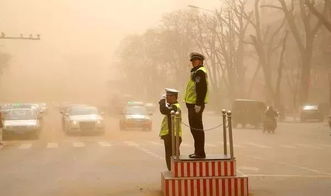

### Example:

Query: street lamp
xmin=187 ymin=4 xmax=214 ymax=13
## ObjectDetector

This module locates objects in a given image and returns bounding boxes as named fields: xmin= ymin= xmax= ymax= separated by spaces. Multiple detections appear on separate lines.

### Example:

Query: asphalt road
xmin=0 ymin=107 xmax=330 ymax=196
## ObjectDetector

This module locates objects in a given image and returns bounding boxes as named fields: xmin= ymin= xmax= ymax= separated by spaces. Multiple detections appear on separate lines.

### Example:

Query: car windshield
xmin=126 ymin=106 xmax=147 ymax=115
xmin=4 ymin=109 xmax=37 ymax=120
xmin=303 ymin=105 xmax=318 ymax=110
xmin=69 ymin=107 xmax=99 ymax=115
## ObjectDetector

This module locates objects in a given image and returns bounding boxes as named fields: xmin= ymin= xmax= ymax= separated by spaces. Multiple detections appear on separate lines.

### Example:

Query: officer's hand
xmin=159 ymin=98 xmax=166 ymax=105
xmin=194 ymin=105 xmax=201 ymax=113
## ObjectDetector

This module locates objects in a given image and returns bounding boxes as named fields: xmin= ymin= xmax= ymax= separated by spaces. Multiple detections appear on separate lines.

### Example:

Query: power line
xmin=0 ymin=32 xmax=40 ymax=40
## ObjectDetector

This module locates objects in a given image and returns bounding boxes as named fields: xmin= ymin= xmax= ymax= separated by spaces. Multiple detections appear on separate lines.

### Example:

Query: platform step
xmin=161 ymin=171 xmax=248 ymax=196
xmin=171 ymin=155 xmax=236 ymax=177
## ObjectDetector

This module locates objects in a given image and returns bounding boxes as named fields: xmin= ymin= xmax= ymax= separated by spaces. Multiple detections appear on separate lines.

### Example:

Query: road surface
xmin=0 ymin=108 xmax=330 ymax=196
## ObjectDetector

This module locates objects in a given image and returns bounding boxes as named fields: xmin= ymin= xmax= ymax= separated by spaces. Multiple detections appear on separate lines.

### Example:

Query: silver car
xmin=2 ymin=108 xmax=41 ymax=139
xmin=62 ymin=105 xmax=105 ymax=135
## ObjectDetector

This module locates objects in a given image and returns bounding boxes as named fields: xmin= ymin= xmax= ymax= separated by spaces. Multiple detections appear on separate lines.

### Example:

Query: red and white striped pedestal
xmin=161 ymin=154 xmax=249 ymax=196
xmin=161 ymin=171 xmax=248 ymax=196
xmin=171 ymin=155 xmax=236 ymax=177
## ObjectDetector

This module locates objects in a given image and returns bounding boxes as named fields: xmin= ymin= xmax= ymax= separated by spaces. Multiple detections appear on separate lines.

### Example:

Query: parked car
xmin=119 ymin=105 xmax=152 ymax=131
xmin=232 ymin=99 xmax=266 ymax=128
xmin=62 ymin=105 xmax=105 ymax=135
xmin=1 ymin=108 xmax=41 ymax=139
xmin=300 ymin=104 xmax=323 ymax=122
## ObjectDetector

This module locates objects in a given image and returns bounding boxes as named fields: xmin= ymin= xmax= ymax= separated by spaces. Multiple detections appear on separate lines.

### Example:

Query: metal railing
xmin=170 ymin=109 xmax=235 ymax=160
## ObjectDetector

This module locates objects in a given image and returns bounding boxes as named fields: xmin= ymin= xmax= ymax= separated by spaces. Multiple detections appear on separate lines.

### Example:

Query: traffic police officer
xmin=159 ymin=88 xmax=182 ymax=170
xmin=185 ymin=52 xmax=208 ymax=159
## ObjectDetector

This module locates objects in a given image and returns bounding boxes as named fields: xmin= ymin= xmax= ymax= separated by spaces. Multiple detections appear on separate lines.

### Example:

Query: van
xmin=232 ymin=99 xmax=266 ymax=128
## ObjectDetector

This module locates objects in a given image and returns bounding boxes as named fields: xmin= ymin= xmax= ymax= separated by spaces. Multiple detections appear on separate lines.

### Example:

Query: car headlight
xmin=71 ymin=121 xmax=79 ymax=128
xmin=96 ymin=120 xmax=103 ymax=127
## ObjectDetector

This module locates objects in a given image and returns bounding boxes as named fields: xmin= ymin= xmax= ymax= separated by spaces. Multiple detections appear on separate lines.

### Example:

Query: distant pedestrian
xmin=184 ymin=52 xmax=208 ymax=159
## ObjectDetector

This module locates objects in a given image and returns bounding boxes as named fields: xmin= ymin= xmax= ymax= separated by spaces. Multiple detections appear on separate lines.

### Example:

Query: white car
xmin=120 ymin=105 xmax=152 ymax=131
xmin=62 ymin=105 xmax=105 ymax=135
xmin=2 ymin=108 xmax=41 ymax=139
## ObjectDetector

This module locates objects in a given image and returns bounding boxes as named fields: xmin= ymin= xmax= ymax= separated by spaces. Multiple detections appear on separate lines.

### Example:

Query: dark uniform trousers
xmin=187 ymin=103 xmax=206 ymax=156
xmin=162 ymin=134 xmax=182 ymax=171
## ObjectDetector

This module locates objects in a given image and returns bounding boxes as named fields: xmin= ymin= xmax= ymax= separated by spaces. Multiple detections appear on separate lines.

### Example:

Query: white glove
xmin=194 ymin=105 xmax=201 ymax=113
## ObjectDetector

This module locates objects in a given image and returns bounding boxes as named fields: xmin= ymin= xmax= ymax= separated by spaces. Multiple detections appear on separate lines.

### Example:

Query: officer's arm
xmin=195 ymin=70 xmax=207 ymax=106
xmin=159 ymin=99 xmax=171 ymax=115
xmin=171 ymin=104 xmax=178 ymax=112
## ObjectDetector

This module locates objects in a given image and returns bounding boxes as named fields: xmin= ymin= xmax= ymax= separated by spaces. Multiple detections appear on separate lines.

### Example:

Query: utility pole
xmin=0 ymin=32 xmax=40 ymax=40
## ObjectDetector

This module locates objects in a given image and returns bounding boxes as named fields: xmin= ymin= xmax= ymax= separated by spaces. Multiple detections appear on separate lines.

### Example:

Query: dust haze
xmin=0 ymin=0 xmax=220 ymax=105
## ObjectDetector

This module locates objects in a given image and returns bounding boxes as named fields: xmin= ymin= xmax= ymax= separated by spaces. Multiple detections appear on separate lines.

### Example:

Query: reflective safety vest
xmin=184 ymin=66 xmax=208 ymax=104
xmin=159 ymin=103 xmax=182 ymax=137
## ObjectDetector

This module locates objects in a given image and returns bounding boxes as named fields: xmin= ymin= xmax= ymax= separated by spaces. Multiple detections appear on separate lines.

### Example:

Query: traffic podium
xmin=161 ymin=110 xmax=249 ymax=196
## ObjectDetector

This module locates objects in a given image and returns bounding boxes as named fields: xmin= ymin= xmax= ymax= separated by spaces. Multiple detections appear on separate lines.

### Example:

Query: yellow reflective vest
xmin=184 ymin=66 xmax=208 ymax=104
xmin=159 ymin=103 xmax=182 ymax=137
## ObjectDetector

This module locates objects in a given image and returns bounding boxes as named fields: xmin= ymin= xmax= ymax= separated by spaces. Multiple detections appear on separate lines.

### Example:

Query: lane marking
xmin=124 ymin=141 xmax=163 ymax=160
xmin=149 ymin=141 xmax=163 ymax=146
xmin=236 ymin=169 xmax=247 ymax=176
xmin=98 ymin=141 xmax=111 ymax=147
xmin=246 ymin=142 xmax=272 ymax=149
xmin=19 ymin=143 xmax=32 ymax=149
xmin=234 ymin=144 xmax=243 ymax=148
xmin=249 ymin=156 xmax=331 ymax=176
xmin=206 ymin=143 xmax=217 ymax=147
xmin=250 ymin=156 xmax=264 ymax=160
xmin=47 ymin=142 xmax=58 ymax=149
xmin=181 ymin=143 xmax=190 ymax=147
xmin=280 ymin=144 xmax=297 ymax=149
xmin=73 ymin=142 xmax=85 ymax=148
xmin=138 ymin=147 xmax=163 ymax=160
xmin=124 ymin=141 xmax=139 ymax=147
xmin=277 ymin=161 xmax=330 ymax=175
xmin=296 ymin=144 xmax=323 ymax=150
xmin=239 ymin=166 xmax=260 ymax=172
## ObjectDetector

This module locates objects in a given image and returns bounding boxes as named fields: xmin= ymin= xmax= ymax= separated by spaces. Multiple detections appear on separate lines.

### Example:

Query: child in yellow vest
xmin=159 ymin=88 xmax=182 ymax=170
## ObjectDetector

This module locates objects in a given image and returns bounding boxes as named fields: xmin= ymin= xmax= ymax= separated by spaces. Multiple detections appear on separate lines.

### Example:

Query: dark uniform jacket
xmin=190 ymin=65 xmax=207 ymax=106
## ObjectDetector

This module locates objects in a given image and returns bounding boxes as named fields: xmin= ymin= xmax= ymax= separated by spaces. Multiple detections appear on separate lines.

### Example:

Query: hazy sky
xmin=0 ymin=0 xmax=221 ymax=103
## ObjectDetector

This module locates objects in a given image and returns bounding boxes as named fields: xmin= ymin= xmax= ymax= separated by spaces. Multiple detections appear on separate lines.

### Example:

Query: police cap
xmin=165 ymin=88 xmax=179 ymax=96
xmin=190 ymin=52 xmax=205 ymax=61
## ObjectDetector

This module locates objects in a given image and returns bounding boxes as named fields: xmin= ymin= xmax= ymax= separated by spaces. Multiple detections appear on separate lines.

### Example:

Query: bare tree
xmin=242 ymin=0 xmax=288 ymax=107
xmin=277 ymin=0 xmax=324 ymax=104
xmin=305 ymin=0 xmax=331 ymax=32
xmin=116 ymin=11 xmax=195 ymax=100
xmin=190 ymin=0 xmax=252 ymax=104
